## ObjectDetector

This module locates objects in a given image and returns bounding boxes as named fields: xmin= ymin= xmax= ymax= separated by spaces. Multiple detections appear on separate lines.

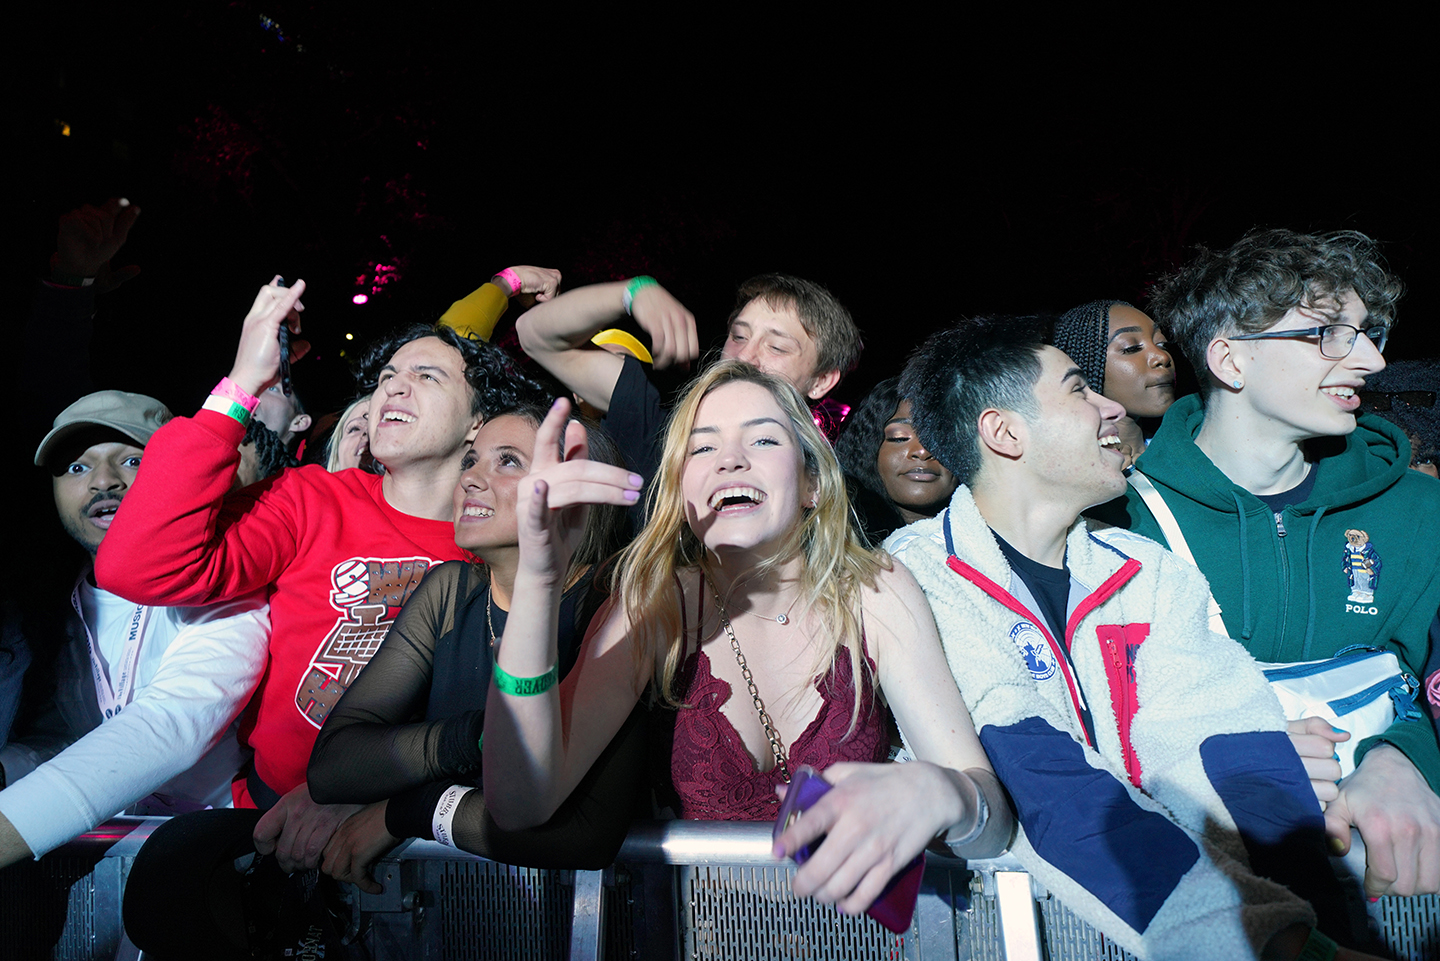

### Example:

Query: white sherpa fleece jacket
xmin=886 ymin=486 xmax=1317 ymax=961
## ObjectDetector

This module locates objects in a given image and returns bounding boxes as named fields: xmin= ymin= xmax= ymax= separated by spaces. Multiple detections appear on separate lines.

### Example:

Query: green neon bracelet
xmin=493 ymin=661 xmax=558 ymax=697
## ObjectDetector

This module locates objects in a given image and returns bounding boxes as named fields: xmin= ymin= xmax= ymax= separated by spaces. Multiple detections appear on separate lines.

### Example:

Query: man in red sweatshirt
xmin=96 ymin=277 xmax=545 ymax=883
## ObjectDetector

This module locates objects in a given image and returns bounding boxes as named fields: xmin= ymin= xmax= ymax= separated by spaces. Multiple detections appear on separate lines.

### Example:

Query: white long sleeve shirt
xmin=0 ymin=575 xmax=268 ymax=857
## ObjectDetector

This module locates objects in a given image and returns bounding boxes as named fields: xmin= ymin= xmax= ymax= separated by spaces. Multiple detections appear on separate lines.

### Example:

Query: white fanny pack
xmin=1258 ymin=647 xmax=1419 ymax=777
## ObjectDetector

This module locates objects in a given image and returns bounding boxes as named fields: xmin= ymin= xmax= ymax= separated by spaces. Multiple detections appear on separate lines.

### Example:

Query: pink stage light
xmin=352 ymin=294 xmax=369 ymax=305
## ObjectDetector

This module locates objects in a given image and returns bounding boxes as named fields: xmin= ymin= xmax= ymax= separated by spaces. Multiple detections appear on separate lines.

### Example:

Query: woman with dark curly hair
xmin=835 ymin=377 xmax=957 ymax=543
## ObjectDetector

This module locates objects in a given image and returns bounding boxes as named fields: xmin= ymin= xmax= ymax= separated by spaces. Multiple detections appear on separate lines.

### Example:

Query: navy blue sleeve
xmin=1199 ymin=731 xmax=1351 ymax=942
xmin=981 ymin=716 xmax=1199 ymax=934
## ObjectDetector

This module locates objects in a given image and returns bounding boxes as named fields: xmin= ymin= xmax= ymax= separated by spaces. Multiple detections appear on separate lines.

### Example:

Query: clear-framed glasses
xmin=1230 ymin=324 xmax=1388 ymax=360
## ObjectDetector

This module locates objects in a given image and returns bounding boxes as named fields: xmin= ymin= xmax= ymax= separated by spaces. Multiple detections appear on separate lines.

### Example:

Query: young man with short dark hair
xmin=887 ymin=315 xmax=1370 ymax=960
xmin=1097 ymin=229 xmax=1440 ymax=900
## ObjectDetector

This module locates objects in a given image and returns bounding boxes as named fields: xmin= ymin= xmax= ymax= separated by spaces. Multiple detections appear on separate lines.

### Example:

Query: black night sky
xmin=14 ymin=7 xmax=1438 ymax=422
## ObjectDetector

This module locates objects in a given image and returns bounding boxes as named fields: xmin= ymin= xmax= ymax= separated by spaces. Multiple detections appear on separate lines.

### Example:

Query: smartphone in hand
xmin=772 ymin=765 xmax=925 ymax=934
xmin=274 ymin=276 xmax=293 ymax=396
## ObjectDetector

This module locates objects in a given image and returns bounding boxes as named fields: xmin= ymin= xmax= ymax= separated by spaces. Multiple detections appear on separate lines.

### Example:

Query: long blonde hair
xmin=615 ymin=361 xmax=886 ymax=726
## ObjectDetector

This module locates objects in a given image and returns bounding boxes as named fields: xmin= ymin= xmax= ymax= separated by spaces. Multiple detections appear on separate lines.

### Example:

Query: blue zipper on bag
xmin=1328 ymin=674 xmax=1406 ymax=715
xmin=1262 ymin=647 xmax=1388 ymax=682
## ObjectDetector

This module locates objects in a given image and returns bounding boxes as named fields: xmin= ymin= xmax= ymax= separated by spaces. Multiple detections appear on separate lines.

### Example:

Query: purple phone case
xmin=772 ymin=765 xmax=925 ymax=934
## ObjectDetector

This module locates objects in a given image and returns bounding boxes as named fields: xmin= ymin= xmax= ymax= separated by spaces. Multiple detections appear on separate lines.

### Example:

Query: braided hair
xmin=242 ymin=417 xmax=299 ymax=481
xmin=1053 ymin=300 xmax=1134 ymax=396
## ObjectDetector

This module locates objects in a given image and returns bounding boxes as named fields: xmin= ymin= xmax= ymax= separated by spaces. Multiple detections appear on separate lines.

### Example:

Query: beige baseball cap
xmin=35 ymin=390 xmax=173 ymax=468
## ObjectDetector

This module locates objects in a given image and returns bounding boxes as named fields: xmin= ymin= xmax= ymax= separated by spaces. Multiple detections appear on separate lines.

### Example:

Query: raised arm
xmin=95 ymin=279 xmax=310 ymax=605
xmin=438 ymin=265 xmax=563 ymax=342
xmin=516 ymin=279 xmax=697 ymax=412
xmin=481 ymin=399 xmax=647 ymax=827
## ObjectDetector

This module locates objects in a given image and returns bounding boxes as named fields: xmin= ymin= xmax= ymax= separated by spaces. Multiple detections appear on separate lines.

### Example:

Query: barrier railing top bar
xmin=60 ymin=817 xmax=1027 ymax=873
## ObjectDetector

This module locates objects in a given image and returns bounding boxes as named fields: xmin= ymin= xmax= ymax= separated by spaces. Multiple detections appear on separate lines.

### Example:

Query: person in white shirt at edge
xmin=0 ymin=390 xmax=269 ymax=868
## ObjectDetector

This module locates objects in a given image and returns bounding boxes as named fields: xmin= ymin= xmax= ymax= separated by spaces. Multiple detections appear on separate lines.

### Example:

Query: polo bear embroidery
xmin=1341 ymin=529 xmax=1382 ymax=604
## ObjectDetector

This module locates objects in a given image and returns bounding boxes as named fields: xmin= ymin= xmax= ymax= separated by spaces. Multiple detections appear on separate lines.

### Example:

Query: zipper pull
xmin=1274 ymin=512 xmax=1287 ymax=537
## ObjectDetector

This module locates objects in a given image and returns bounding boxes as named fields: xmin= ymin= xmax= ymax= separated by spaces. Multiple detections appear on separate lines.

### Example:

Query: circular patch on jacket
xmin=1010 ymin=620 xmax=1056 ymax=681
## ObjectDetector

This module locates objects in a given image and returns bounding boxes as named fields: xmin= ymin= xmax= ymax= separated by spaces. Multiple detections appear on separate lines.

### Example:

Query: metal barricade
xmin=6 ymin=817 xmax=1439 ymax=960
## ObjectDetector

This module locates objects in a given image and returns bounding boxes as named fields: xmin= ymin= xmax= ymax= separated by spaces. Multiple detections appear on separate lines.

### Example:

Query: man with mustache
xmin=0 ymin=390 xmax=269 ymax=869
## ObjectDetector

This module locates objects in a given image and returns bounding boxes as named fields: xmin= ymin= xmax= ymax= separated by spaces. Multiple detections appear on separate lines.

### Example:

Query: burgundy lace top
xmin=669 ymin=641 xmax=888 ymax=821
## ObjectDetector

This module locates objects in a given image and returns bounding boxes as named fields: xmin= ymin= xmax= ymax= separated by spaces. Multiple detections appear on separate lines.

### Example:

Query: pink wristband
xmin=496 ymin=268 xmax=522 ymax=297
xmin=212 ymin=377 xmax=260 ymax=413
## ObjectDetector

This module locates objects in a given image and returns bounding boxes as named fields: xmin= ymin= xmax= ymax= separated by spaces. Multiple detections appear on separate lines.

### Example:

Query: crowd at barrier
xmin=2 ymin=199 xmax=1439 ymax=961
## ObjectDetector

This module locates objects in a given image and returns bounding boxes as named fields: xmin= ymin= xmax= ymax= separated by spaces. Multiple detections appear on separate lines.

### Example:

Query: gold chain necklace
xmin=485 ymin=589 xmax=500 ymax=650
xmin=709 ymin=584 xmax=791 ymax=783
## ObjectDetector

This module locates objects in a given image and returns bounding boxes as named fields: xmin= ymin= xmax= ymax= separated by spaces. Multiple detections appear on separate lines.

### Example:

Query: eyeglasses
xmin=1230 ymin=324 xmax=1388 ymax=360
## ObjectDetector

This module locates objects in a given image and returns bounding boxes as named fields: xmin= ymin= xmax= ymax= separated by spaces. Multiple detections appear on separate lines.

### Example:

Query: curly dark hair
xmin=900 ymin=315 xmax=1052 ymax=486
xmin=1363 ymin=358 xmax=1440 ymax=471
xmin=354 ymin=324 xmax=546 ymax=418
xmin=834 ymin=376 xmax=902 ymax=499
xmin=1150 ymin=229 xmax=1404 ymax=398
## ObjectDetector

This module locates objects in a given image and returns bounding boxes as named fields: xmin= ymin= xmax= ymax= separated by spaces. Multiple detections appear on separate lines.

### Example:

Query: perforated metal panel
xmin=1371 ymin=894 xmax=1440 ymax=961
xmin=434 ymin=861 xmax=572 ymax=961
xmin=0 ymin=854 xmax=106 ymax=961
xmin=681 ymin=864 xmax=912 ymax=960
xmin=10 ymin=821 xmax=1440 ymax=961
xmin=1036 ymin=897 xmax=1137 ymax=961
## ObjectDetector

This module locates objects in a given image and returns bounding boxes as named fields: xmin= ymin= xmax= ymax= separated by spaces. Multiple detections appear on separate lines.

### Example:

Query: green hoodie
xmin=1091 ymin=393 xmax=1440 ymax=791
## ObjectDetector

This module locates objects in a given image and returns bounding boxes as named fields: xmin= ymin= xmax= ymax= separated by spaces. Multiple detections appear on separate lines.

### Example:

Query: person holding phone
xmin=481 ymin=361 xmax=1013 ymax=918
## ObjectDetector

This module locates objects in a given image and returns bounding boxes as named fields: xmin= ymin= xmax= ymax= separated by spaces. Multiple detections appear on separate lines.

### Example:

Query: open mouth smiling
xmin=709 ymin=486 xmax=766 ymax=512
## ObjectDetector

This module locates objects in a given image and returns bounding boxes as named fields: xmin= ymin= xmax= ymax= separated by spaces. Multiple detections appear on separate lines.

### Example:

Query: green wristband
xmin=1296 ymin=928 xmax=1338 ymax=961
xmin=622 ymin=276 xmax=658 ymax=316
xmin=493 ymin=661 xmax=558 ymax=697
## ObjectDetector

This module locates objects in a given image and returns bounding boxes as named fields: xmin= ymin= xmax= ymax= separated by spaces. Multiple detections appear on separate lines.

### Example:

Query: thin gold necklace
xmin=709 ymin=583 xmax=790 ymax=783
xmin=485 ymin=588 xmax=501 ymax=650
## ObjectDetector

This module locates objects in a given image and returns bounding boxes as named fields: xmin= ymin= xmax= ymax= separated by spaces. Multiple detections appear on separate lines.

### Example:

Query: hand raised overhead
xmin=496 ymin=265 xmax=563 ymax=303
xmin=52 ymin=197 xmax=142 ymax=292
xmin=229 ymin=276 xmax=309 ymax=397
xmin=629 ymin=282 xmax=699 ymax=370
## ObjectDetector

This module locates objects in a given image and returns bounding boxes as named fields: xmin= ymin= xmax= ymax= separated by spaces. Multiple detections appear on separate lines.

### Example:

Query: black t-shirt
xmin=992 ymin=531 xmax=1098 ymax=746
xmin=1253 ymin=465 xmax=1319 ymax=514
xmin=994 ymin=533 xmax=1071 ymax=646
xmin=602 ymin=355 xmax=666 ymax=532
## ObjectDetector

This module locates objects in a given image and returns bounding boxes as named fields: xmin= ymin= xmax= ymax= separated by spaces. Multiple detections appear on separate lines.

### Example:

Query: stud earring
xmin=1231 ymin=379 xmax=1243 ymax=390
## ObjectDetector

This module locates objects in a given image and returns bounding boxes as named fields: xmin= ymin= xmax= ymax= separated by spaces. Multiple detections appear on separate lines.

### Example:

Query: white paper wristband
xmin=432 ymin=785 xmax=476 ymax=847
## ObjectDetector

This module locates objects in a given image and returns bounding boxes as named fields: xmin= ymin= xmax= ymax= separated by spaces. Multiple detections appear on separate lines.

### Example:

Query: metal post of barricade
xmin=995 ymin=870 xmax=1043 ymax=961
xmin=568 ymin=867 xmax=609 ymax=961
